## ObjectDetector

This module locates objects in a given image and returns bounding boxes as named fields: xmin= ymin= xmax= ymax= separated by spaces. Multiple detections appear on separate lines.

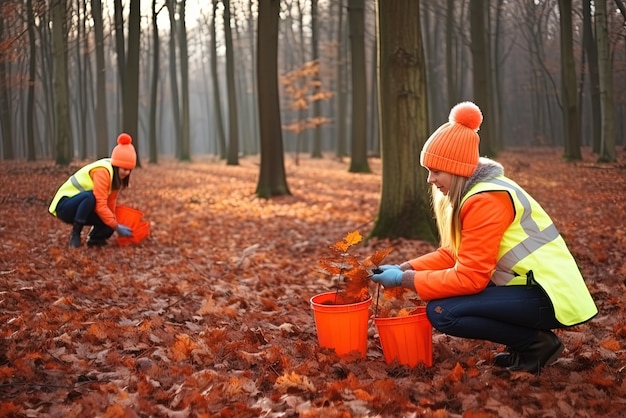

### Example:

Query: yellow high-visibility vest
xmin=49 ymin=159 xmax=114 ymax=216
xmin=462 ymin=176 xmax=598 ymax=326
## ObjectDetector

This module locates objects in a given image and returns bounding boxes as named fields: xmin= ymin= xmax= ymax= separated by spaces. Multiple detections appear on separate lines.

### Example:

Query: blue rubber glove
xmin=116 ymin=224 xmax=133 ymax=237
xmin=371 ymin=268 xmax=403 ymax=288
xmin=378 ymin=264 xmax=401 ymax=271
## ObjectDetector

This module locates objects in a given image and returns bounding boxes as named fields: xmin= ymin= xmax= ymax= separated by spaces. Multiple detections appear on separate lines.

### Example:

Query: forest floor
xmin=1 ymin=147 xmax=626 ymax=417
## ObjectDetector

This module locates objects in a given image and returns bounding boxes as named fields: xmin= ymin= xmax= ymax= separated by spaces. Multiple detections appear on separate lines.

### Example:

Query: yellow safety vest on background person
xmin=49 ymin=159 xmax=114 ymax=217
xmin=462 ymin=176 xmax=598 ymax=326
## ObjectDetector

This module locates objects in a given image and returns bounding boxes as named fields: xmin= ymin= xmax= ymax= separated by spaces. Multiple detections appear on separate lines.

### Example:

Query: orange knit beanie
xmin=110 ymin=133 xmax=137 ymax=169
xmin=420 ymin=101 xmax=482 ymax=177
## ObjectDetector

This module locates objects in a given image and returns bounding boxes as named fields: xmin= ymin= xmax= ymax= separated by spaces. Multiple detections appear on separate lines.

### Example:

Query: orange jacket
xmin=91 ymin=167 xmax=119 ymax=229
xmin=407 ymin=191 xmax=514 ymax=301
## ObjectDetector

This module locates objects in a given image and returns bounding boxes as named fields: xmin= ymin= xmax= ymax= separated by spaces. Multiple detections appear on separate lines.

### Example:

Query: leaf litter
xmin=0 ymin=148 xmax=625 ymax=417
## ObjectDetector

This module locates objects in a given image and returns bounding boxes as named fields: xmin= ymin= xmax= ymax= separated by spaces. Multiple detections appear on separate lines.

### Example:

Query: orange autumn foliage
xmin=2 ymin=149 xmax=626 ymax=417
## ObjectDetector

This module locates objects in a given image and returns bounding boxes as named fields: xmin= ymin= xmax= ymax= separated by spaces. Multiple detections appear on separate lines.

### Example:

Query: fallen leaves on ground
xmin=1 ymin=147 xmax=625 ymax=417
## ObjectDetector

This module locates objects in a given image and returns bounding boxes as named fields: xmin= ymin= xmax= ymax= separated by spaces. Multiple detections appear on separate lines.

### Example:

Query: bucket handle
xmin=371 ymin=268 xmax=425 ymax=318
xmin=370 ymin=267 xmax=383 ymax=318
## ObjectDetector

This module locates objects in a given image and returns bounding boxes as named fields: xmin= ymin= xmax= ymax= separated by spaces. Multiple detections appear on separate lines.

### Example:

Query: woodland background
xmin=0 ymin=0 xmax=625 ymax=166
xmin=1 ymin=148 xmax=626 ymax=416
xmin=2 ymin=1 xmax=626 ymax=416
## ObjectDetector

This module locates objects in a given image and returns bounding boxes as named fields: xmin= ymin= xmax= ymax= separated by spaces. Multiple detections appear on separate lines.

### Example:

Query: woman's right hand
xmin=116 ymin=224 xmax=133 ymax=237
xmin=371 ymin=268 xmax=403 ymax=288
xmin=378 ymin=264 xmax=400 ymax=271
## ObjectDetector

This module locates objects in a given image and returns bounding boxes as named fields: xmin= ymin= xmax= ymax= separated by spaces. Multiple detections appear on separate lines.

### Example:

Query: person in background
xmin=371 ymin=102 xmax=597 ymax=373
xmin=49 ymin=133 xmax=136 ymax=248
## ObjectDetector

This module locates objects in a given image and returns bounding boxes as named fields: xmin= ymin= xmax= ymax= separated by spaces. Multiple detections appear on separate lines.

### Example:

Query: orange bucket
xmin=374 ymin=306 xmax=433 ymax=367
xmin=115 ymin=206 xmax=150 ymax=246
xmin=310 ymin=292 xmax=372 ymax=357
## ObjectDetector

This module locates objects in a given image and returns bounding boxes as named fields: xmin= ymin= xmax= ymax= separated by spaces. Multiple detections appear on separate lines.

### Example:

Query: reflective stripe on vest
xmin=70 ymin=175 xmax=87 ymax=193
xmin=488 ymin=178 xmax=560 ymax=285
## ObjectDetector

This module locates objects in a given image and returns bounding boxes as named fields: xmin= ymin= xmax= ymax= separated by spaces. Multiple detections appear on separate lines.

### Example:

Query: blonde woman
xmin=371 ymin=102 xmax=597 ymax=373
xmin=49 ymin=134 xmax=136 ymax=248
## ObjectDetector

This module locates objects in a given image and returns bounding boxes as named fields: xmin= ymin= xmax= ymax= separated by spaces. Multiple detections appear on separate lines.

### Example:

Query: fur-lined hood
xmin=463 ymin=157 xmax=504 ymax=196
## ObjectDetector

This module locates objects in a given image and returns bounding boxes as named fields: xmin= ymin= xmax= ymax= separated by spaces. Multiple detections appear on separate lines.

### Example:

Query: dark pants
xmin=55 ymin=192 xmax=114 ymax=239
xmin=426 ymin=285 xmax=566 ymax=352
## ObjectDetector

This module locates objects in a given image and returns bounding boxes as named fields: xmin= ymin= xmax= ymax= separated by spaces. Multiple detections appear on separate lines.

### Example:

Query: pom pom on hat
xmin=420 ymin=101 xmax=482 ymax=177
xmin=110 ymin=133 xmax=137 ymax=169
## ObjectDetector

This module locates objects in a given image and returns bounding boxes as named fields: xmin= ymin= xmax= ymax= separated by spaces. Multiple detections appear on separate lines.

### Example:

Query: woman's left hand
xmin=371 ymin=268 xmax=403 ymax=288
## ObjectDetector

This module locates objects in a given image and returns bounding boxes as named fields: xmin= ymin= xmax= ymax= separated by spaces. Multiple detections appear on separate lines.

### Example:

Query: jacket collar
xmin=463 ymin=157 xmax=505 ymax=196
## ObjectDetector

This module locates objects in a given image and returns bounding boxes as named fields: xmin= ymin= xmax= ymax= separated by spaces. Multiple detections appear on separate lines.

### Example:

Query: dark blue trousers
xmin=426 ymin=285 xmax=566 ymax=351
xmin=55 ymin=192 xmax=114 ymax=239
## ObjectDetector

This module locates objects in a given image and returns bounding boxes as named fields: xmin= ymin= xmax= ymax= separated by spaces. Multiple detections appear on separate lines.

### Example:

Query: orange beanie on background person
xmin=110 ymin=133 xmax=137 ymax=170
xmin=370 ymin=101 xmax=597 ymax=374
xmin=49 ymin=133 xmax=137 ymax=248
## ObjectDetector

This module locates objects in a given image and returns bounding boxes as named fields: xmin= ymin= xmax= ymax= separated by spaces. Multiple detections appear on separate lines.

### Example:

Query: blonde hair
xmin=431 ymin=174 xmax=468 ymax=257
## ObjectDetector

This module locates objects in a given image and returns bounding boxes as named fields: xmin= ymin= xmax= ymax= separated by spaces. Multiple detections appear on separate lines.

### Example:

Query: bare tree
xmin=596 ymin=0 xmax=616 ymax=162
xmin=148 ymin=0 xmax=164 ymax=163
xmin=347 ymin=0 xmax=371 ymax=173
xmin=558 ymin=0 xmax=582 ymax=160
xmin=178 ymin=0 xmax=191 ymax=161
xmin=310 ymin=0 xmax=322 ymax=158
xmin=211 ymin=0 xmax=227 ymax=159
xmin=25 ymin=0 xmax=37 ymax=160
xmin=582 ymin=0 xmax=601 ymax=152
xmin=0 ymin=6 xmax=14 ymax=159
xmin=166 ymin=0 xmax=181 ymax=156
xmin=224 ymin=0 xmax=240 ymax=165
xmin=370 ymin=0 xmax=436 ymax=241
xmin=470 ymin=0 xmax=495 ymax=157
xmin=256 ymin=0 xmax=290 ymax=198
xmin=335 ymin=0 xmax=348 ymax=160
xmin=91 ymin=0 xmax=109 ymax=159
xmin=114 ymin=0 xmax=126 ymax=108
xmin=51 ymin=0 xmax=72 ymax=165
xmin=122 ymin=0 xmax=141 ymax=167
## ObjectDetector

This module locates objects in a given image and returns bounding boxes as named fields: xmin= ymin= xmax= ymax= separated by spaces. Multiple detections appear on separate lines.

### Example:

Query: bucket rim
xmin=310 ymin=291 xmax=372 ymax=308
xmin=373 ymin=312 xmax=428 ymax=326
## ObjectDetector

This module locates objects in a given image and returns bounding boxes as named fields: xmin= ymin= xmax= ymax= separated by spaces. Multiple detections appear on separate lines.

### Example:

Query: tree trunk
xmin=149 ymin=0 xmax=162 ymax=164
xmin=114 ymin=0 xmax=126 ymax=116
xmin=26 ymin=0 xmax=37 ymax=161
xmin=179 ymin=0 xmax=191 ymax=161
xmin=167 ymin=0 xmax=181 ymax=157
xmin=370 ymin=0 xmax=436 ymax=241
xmin=595 ymin=0 xmax=616 ymax=162
xmin=445 ymin=0 xmax=457 ymax=109
xmin=51 ymin=0 xmax=72 ymax=165
xmin=310 ymin=0 xmax=322 ymax=158
xmin=123 ymin=0 xmax=141 ymax=167
xmin=224 ymin=0 xmax=240 ymax=165
xmin=336 ymin=0 xmax=347 ymax=160
xmin=558 ymin=0 xmax=582 ymax=161
xmin=347 ymin=0 xmax=371 ymax=173
xmin=256 ymin=0 xmax=290 ymax=198
xmin=0 ymin=11 xmax=14 ymax=160
xmin=91 ymin=0 xmax=109 ymax=159
xmin=582 ymin=0 xmax=602 ymax=152
xmin=211 ymin=0 xmax=227 ymax=159
xmin=470 ymin=0 xmax=495 ymax=157
xmin=247 ymin=0 xmax=259 ymax=155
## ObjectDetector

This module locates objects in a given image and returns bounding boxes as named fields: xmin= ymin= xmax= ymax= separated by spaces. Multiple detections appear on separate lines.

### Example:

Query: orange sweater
xmin=407 ymin=191 xmax=514 ymax=301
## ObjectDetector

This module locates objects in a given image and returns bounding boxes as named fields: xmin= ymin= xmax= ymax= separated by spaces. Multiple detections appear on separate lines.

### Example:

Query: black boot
xmin=70 ymin=223 xmax=83 ymax=248
xmin=87 ymin=237 xmax=108 ymax=247
xmin=506 ymin=331 xmax=564 ymax=373
xmin=87 ymin=226 xmax=109 ymax=247
xmin=494 ymin=348 xmax=518 ymax=368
